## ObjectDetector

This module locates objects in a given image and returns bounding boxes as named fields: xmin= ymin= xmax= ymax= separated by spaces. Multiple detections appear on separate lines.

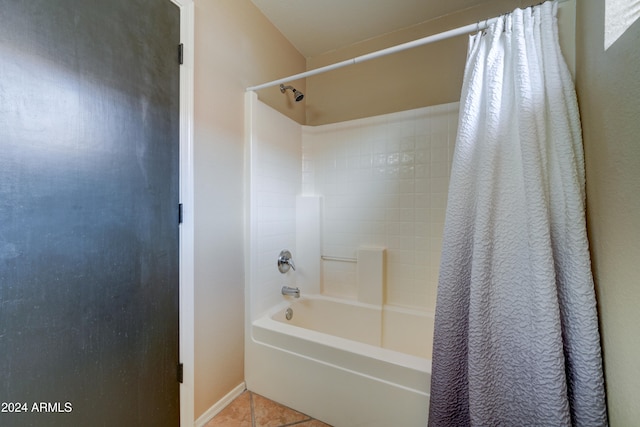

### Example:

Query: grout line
xmin=250 ymin=391 xmax=256 ymax=427
xmin=281 ymin=419 xmax=314 ymax=427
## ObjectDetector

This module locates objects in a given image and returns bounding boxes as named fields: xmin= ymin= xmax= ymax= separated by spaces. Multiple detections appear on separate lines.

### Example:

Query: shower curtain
xmin=428 ymin=2 xmax=607 ymax=426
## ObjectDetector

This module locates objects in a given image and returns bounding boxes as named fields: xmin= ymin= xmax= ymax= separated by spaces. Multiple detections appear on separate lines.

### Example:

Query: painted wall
xmin=305 ymin=0 xmax=575 ymax=126
xmin=193 ymin=0 xmax=305 ymax=419
xmin=575 ymin=1 xmax=640 ymax=425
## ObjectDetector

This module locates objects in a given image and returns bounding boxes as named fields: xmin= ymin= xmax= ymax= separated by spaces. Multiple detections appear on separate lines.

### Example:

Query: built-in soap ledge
xmin=356 ymin=246 xmax=386 ymax=306
xmin=296 ymin=195 xmax=322 ymax=295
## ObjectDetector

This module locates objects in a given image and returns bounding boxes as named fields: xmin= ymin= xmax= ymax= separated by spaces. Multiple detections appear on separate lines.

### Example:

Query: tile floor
xmin=204 ymin=390 xmax=332 ymax=427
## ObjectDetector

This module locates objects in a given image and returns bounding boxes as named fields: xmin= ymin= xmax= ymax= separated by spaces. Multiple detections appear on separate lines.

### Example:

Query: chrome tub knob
xmin=277 ymin=250 xmax=296 ymax=273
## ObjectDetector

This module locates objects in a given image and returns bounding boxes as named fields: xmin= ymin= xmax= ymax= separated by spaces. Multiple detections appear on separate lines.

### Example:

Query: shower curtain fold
xmin=428 ymin=2 xmax=607 ymax=426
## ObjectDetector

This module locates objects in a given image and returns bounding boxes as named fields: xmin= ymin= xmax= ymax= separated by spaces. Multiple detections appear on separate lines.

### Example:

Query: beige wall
xmin=576 ymin=1 xmax=640 ymax=425
xmin=193 ymin=0 xmax=305 ymax=419
xmin=305 ymin=0 xmax=575 ymax=126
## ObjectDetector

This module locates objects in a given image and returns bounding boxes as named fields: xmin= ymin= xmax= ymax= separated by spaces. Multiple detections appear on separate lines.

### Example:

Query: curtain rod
xmin=245 ymin=0 xmax=568 ymax=92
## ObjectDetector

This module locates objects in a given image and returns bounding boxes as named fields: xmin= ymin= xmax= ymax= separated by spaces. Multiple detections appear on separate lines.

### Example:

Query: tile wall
xmin=249 ymin=98 xmax=301 ymax=318
xmin=249 ymin=96 xmax=458 ymax=315
xmin=302 ymin=103 xmax=459 ymax=311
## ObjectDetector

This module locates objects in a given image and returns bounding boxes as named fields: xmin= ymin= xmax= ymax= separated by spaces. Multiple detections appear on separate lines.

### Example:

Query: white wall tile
xmin=250 ymin=101 xmax=459 ymax=313
xmin=302 ymin=103 xmax=459 ymax=310
xmin=250 ymin=100 xmax=302 ymax=317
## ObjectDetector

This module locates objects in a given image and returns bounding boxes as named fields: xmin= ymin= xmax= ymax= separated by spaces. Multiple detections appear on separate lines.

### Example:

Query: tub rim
xmin=251 ymin=295 xmax=432 ymax=395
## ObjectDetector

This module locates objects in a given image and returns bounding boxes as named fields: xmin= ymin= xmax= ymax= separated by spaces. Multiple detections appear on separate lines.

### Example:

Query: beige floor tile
xmin=204 ymin=391 xmax=252 ymax=427
xmin=207 ymin=390 xmax=333 ymax=427
xmin=252 ymin=393 xmax=311 ymax=427
xmin=294 ymin=419 xmax=333 ymax=427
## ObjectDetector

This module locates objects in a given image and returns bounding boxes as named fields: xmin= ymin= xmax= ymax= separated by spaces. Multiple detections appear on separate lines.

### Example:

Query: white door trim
xmin=170 ymin=0 xmax=195 ymax=425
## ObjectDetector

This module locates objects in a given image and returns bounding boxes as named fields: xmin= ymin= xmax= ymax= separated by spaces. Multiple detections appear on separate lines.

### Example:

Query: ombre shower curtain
xmin=428 ymin=2 xmax=608 ymax=426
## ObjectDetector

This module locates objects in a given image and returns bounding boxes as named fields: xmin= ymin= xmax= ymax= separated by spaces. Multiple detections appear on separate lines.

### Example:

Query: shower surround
xmin=302 ymin=102 xmax=458 ymax=310
xmin=245 ymin=91 xmax=458 ymax=425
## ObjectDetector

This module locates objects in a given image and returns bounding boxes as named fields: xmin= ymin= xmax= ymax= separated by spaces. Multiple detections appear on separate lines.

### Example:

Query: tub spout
xmin=281 ymin=286 xmax=300 ymax=298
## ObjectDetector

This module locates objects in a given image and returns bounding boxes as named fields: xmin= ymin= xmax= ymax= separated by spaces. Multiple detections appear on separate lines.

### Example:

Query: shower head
xmin=280 ymin=84 xmax=304 ymax=102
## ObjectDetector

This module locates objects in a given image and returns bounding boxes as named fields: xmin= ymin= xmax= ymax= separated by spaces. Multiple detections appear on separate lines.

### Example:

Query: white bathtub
xmin=246 ymin=294 xmax=433 ymax=427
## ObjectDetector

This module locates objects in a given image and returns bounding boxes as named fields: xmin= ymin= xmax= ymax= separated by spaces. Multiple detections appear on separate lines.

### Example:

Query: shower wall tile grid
xmin=251 ymin=100 xmax=301 ymax=316
xmin=302 ymin=102 xmax=459 ymax=311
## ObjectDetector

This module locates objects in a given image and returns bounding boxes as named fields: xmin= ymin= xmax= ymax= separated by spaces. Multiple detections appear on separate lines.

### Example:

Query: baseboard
xmin=195 ymin=382 xmax=246 ymax=427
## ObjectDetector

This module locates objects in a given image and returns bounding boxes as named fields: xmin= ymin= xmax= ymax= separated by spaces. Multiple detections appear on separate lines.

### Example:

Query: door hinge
xmin=178 ymin=43 xmax=184 ymax=65
xmin=177 ymin=363 xmax=184 ymax=383
xmin=178 ymin=203 xmax=183 ymax=224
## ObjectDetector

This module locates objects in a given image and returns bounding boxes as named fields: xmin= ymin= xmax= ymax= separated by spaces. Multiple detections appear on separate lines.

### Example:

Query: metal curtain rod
xmin=245 ymin=0 xmax=568 ymax=92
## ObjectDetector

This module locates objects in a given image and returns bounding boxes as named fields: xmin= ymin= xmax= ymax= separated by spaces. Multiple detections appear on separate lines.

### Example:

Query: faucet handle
xmin=278 ymin=250 xmax=295 ymax=273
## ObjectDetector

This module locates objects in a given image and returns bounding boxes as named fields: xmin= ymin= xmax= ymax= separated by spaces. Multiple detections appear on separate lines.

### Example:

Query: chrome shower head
xmin=280 ymin=84 xmax=304 ymax=102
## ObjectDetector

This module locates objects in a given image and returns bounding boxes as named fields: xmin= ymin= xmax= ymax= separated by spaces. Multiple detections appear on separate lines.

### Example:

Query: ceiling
xmin=251 ymin=0 xmax=500 ymax=57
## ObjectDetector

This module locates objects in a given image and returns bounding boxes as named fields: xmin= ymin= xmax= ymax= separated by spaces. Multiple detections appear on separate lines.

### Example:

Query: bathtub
xmin=246 ymin=294 xmax=433 ymax=427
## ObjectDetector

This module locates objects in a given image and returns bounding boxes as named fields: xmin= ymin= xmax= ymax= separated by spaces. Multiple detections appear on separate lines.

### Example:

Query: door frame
xmin=170 ymin=0 xmax=195 ymax=425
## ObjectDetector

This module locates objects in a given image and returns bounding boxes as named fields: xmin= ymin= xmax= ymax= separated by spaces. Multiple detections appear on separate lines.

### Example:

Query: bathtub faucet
xmin=281 ymin=286 xmax=300 ymax=298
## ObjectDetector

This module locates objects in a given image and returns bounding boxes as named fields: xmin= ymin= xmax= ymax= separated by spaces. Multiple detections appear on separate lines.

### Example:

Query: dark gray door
xmin=0 ymin=1 xmax=180 ymax=425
